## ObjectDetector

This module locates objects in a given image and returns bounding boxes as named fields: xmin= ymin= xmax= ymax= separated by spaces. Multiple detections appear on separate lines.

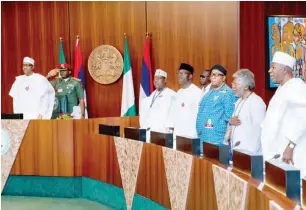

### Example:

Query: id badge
xmin=204 ymin=119 xmax=214 ymax=128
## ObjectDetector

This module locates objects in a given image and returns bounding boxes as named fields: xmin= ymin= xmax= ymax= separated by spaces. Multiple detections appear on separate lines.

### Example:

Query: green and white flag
xmin=121 ymin=35 xmax=136 ymax=117
xmin=59 ymin=38 xmax=66 ymax=63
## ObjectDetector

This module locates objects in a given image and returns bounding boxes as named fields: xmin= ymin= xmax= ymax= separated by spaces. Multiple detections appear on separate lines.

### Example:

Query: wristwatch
xmin=288 ymin=142 xmax=295 ymax=149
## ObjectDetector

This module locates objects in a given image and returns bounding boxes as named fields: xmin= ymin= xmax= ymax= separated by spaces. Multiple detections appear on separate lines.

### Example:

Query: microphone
xmin=232 ymin=141 xmax=240 ymax=148
xmin=269 ymin=154 xmax=281 ymax=161
xmin=228 ymin=141 xmax=240 ymax=163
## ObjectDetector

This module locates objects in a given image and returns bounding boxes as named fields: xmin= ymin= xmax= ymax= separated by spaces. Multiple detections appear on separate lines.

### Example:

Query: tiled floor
xmin=1 ymin=196 xmax=114 ymax=210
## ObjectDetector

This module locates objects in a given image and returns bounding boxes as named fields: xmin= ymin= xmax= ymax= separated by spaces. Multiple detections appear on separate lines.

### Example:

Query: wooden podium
xmin=124 ymin=127 xmax=146 ymax=142
xmin=150 ymin=131 xmax=173 ymax=148
xmin=232 ymin=149 xmax=263 ymax=181
xmin=99 ymin=124 xmax=120 ymax=137
xmin=265 ymin=160 xmax=301 ymax=204
xmin=176 ymin=136 xmax=201 ymax=155
xmin=203 ymin=142 xmax=229 ymax=166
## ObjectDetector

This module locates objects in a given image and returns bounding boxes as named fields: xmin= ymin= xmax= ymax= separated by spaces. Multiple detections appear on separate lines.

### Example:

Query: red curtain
xmin=240 ymin=1 xmax=306 ymax=104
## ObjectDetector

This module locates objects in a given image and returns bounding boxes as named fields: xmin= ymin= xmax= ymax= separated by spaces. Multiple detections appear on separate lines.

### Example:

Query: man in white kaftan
xmin=261 ymin=52 xmax=306 ymax=178
xmin=9 ymin=57 xmax=55 ymax=119
xmin=228 ymin=69 xmax=266 ymax=154
xmin=139 ymin=69 xmax=176 ymax=142
xmin=171 ymin=63 xmax=202 ymax=138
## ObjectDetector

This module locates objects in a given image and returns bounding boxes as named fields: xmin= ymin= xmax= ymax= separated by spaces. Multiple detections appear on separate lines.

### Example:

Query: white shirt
xmin=230 ymin=93 xmax=266 ymax=154
xmin=201 ymin=83 xmax=211 ymax=97
xmin=171 ymin=83 xmax=202 ymax=138
xmin=139 ymin=87 xmax=176 ymax=132
xmin=261 ymin=78 xmax=306 ymax=177
xmin=9 ymin=73 xmax=55 ymax=119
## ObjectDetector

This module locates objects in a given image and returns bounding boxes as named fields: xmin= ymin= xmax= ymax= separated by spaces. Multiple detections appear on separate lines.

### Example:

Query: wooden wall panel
xmin=11 ymin=117 xmax=139 ymax=177
xmin=73 ymin=119 xmax=89 ymax=176
xmin=68 ymin=1 xmax=146 ymax=117
xmin=186 ymin=157 xmax=218 ymax=210
xmin=73 ymin=116 xmax=139 ymax=176
xmin=1 ymin=1 xmax=70 ymax=114
xmin=10 ymin=120 xmax=74 ymax=176
xmin=135 ymin=143 xmax=171 ymax=209
xmin=146 ymin=1 xmax=239 ymax=91
xmin=2 ymin=1 xmax=239 ymax=117
xmin=82 ymin=134 xmax=122 ymax=188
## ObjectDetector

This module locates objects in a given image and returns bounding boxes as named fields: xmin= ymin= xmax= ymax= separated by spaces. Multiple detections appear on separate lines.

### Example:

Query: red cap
xmin=57 ymin=63 xmax=72 ymax=70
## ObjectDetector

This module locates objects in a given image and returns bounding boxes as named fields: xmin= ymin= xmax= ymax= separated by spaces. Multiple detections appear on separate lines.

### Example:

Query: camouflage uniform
xmin=50 ymin=76 xmax=84 ymax=119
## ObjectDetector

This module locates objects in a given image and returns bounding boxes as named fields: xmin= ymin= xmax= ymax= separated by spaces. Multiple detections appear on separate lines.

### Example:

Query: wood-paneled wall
xmin=147 ymin=2 xmax=239 ymax=91
xmin=1 ymin=1 xmax=70 ymax=113
xmin=1 ymin=1 xmax=239 ymax=117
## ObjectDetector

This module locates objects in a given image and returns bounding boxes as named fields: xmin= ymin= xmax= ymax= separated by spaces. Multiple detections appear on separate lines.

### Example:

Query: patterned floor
xmin=1 ymin=196 xmax=114 ymax=210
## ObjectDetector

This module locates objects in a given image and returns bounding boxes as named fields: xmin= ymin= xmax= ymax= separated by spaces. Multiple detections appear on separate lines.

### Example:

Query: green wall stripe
xmin=2 ymin=176 xmax=167 ymax=210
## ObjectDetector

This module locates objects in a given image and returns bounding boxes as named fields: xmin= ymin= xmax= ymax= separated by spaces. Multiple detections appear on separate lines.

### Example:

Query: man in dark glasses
xmin=200 ymin=70 xmax=211 ymax=96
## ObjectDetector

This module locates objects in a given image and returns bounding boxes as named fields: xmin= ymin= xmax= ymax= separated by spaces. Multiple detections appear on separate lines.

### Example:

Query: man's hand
xmin=229 ymin=116 xmax=241 ymax=126
xmin=282 ymin=146 xmax=294 ymax=165
xmin=47 ymin=69 xmax=59 ymax=78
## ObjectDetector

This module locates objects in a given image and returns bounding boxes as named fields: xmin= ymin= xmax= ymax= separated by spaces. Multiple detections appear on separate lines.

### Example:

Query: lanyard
xmin=150 ymin=88 xmax=166 ymax=108
xmin=230 ymin=92 xmax=253 ymax=147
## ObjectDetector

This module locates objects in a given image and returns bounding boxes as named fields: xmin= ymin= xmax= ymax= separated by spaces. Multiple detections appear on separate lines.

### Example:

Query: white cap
xmin=23 ymin=57 xmax=34 ymax=65
xmin=272 ymin=51 xmax=296 ymax=69
xmin=155 ymin=69 xmax=167 ymax=78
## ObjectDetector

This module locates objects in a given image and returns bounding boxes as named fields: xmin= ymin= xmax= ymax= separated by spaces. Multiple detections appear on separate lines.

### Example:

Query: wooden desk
xmin=8 ymin=117 xmax=300 ymax=210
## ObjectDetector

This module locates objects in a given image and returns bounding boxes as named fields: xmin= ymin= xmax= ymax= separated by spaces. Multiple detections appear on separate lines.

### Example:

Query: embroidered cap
xmin=155 ymin=69 xmax=167 ymax=78
xmin=23 ymin=57 xmax=34 ymax=65
xmin=272 ymin=51 xmax=296 ymax=69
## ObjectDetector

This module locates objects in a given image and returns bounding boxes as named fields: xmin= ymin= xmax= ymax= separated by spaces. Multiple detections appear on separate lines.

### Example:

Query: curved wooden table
xmin=8 ymin=117 xmax=303 ymax=210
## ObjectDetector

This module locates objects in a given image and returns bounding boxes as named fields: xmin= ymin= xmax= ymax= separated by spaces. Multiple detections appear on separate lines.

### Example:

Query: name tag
xmin=205 ymin=124 xmax=214 ymax=128
xmin=58 ymin=89 xmax=63 ymax=92
xmin=205 ymin=119 xmax=214 ymax=128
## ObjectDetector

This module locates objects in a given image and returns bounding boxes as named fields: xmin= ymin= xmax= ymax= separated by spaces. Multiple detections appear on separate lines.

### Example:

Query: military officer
xmin=46 ymin=63 xmax=85 ymax=119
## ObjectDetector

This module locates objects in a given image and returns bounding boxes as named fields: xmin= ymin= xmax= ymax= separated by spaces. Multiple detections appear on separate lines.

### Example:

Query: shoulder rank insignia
xmin=72 ymin=77 xmax=81 ymax=81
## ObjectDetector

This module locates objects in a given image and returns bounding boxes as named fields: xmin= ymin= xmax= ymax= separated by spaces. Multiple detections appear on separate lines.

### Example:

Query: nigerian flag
xmin=59 ymin=38 xmax=66 ymax=63
xmin=121 ymin=35 xmax=136 ymax=117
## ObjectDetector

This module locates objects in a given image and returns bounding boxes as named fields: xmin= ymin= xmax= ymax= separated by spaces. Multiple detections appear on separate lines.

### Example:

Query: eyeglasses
xmin=22 ymin=64 xmax=33 ymax=67
xmin=210 ymin=73 xmax=224 ymax=78
xmin=200 ymin=75 xmax=208 ymax=78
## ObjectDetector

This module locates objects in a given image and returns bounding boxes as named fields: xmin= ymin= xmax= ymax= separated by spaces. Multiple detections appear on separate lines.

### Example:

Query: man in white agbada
xmin=226 ymin=69 xmax=266 ymax=154
xmin=170 ymin=63 xmax=202 ymax=138
xmin=139 ymin=69 xmax=176 ymax=142
xmin=9 ymin=57 xmax=55 ymax=119
xmin=261 ymin=51 xmax=306 ymax=178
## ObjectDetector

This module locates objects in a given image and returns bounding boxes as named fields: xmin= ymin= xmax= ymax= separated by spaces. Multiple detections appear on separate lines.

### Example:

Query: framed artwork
xmin=267 ymin=16 xmax=306 ymax=88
